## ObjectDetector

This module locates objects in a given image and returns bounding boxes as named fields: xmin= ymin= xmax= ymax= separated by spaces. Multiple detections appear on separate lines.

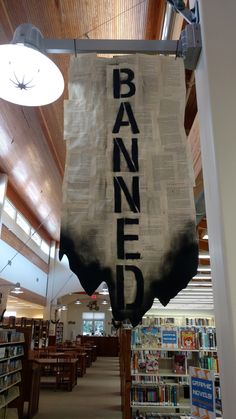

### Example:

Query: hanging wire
xmin=50 ymin=272 xmax=74 ymax=304
xmin=79 ymin=0 xmax=147 ymax=38
xmin=0 ymin=210 xmax=52 ymax=274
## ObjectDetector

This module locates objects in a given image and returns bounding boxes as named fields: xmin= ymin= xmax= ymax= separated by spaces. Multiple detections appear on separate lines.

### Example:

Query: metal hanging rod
xmin=43 ymin=24 xmax=201 ymax=70
xmin=44 ymin=38 xmax=178 ymax=55
xmin=10 ymin=21 xmax=201 ymax=71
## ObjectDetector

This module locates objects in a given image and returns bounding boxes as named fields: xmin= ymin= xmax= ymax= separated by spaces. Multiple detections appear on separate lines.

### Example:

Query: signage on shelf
xmin=161 ymin=327 xmax=178 ymax=348
xmin=190 ymin=366 xmax=216 ymax=419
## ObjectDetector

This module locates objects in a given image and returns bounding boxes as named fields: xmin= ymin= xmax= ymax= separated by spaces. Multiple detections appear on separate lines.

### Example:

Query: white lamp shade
xmin=0 ymin=44 xmax=64 ymax=106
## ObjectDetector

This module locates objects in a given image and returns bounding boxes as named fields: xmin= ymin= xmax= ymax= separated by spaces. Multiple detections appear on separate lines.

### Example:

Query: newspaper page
xmin=61 ymin=54 xmax=198 ymax=326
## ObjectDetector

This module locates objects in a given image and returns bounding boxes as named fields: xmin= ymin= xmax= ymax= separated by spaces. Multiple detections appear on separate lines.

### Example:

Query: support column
xmin=194 ymin=1 xmax=236 ymax=417
xmin=43 ymin=241 xmax=57 ymax=321
xmin=0 ymin=174 xmax=8 ymax=236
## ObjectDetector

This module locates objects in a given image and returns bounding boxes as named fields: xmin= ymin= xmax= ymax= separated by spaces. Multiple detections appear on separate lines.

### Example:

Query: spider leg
xmin=24 ymin=78 xmax=34 ymax=87
xmin=13 ymin=73 xmax=21 ymax=85
xmin=23 ymin=84 xmax=35 ymax=89
xmin=9 ymin=78 xmax=19 ymax=87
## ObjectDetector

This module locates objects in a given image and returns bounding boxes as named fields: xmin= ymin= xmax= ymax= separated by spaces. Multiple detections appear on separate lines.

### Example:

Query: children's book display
xmin=130 ymin=321 xmax=219 ymax=419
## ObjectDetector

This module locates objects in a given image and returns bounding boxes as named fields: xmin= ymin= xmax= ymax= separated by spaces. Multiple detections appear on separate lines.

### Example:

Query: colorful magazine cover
xmin=180 ymin=330 xmax=197 ymax=349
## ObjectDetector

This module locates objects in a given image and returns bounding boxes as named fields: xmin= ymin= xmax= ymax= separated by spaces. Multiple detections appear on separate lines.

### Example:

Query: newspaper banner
xmin=60 ymin=54 xmax=198 ymax=326
xmin=190 ymin=367 xmax=216 ymax=419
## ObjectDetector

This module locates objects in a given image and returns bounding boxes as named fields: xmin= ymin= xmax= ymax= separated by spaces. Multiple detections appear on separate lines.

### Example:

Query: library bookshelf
xmin=0 ymin=329 xmax=25 ymax=419
xmin=55 ymin=322 xmax=64 ymax=345
xmin=119 ymin=318 xmax=220 ymax=419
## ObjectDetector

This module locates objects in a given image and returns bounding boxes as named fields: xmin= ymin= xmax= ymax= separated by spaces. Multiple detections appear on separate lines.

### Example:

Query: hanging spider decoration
xmin=9 ymin=72 xmax=35 ymax=90
xmin=87 ymin=300 xmax=99 ymax=311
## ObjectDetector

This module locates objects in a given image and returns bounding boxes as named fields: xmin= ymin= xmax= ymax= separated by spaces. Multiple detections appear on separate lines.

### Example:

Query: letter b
xmin=113 ymin=68 xmax=136 ymax=98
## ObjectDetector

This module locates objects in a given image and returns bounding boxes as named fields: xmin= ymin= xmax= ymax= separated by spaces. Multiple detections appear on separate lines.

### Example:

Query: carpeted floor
xmin=33 ymin=357 xmax=122 ymax=419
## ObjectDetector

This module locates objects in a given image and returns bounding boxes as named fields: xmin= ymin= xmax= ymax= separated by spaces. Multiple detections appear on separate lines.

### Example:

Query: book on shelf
xmin=131 ymin=350 xmax=160 ymax=374
xmin=145 ymin=353 xmax=159 ymax=374
xmin=172 ymin=354 xmax=186 ymax=375
xmin=0 ymin=330 xmax=24 ymax=344
xmin=198 ymin=328 xmax=217 ymax=349
xmin=198 ymin=352 xmax=218 ymax=372
xmin=132 ymin=375 xmax=161 ymax=384
xmin=185 ymin=317 xmax=215 ymax=327
xmin=131 ymin=383 xmax=179 ymax=405
xmin=132 ymin=327 xmax=162 ymax=349
xmin=141 ymin=416 xmax=190 ymax=419
xmin=180 ymin=329 xmax=197 ymax=350
xmin=0 ymin=348 xmax=5 ymax=359
xmin=132 ymin=325 xmax=217 ymax=352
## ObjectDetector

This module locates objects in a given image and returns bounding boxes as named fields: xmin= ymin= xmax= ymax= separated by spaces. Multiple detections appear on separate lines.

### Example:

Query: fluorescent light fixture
xmin=5 ymin=311 xmax=16 ymax=317
xmin=99 ymin=283 xmax=109 ymax=295
xmin=149 ymin=304 xmax=214 ymax=311
xmin=11 ymin=282 xmax=23 ymax=294
xmin=193 ymin=275 xmax=212 ymax=280
xmin=199 ymin=254 xmax=210 ymax=260
xmin=178 ymin=291 xmax=213 ymax=296
xmin=0 ymin=23 xmax=64 ymax=106
xmin=11 ymin=289 xmax=23 ymax=294
xmin=99 ymin=290 xmax=109 ymax=295
xmin=197 ymin=266 xmax=211 ymax=272
xmin=188 ymin=280 xmax=212 ymax=289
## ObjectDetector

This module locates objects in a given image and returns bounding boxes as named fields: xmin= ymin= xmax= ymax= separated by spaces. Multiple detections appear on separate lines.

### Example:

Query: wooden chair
xmin=55 ymin=353 xmax=77 ymax=391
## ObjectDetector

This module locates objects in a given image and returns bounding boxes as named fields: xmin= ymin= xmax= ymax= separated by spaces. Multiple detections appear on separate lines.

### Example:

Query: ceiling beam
xmin=145 ymin=0 xmax=166 ymax=39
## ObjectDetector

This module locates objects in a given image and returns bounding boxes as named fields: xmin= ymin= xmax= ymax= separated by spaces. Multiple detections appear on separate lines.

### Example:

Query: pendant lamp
xmin=0 ymin=23 xmax=64 ymax=106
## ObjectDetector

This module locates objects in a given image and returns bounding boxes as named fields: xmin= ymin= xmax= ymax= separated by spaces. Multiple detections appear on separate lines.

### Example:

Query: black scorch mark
xmin=59 ymin=221 xmax=198 ymax=327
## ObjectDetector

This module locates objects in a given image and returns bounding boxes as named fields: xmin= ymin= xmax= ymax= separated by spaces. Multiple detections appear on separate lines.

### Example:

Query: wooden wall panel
xmin=145 ymin=0 xmax=166 ymax=39
xmin=0 ymin=277 xmax=46 ymax=306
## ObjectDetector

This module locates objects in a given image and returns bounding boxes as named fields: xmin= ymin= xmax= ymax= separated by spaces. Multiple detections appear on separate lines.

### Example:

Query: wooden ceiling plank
xmin=188 ymin=114 xmax=202 ymax=180
xmin=145 ymin=0 xmax=166 ymax=40
xmin=36 ymin=107 xmax=64 ymax=178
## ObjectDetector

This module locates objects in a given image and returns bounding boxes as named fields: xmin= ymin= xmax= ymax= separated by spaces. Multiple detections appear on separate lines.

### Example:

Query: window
xmin=41 ymin=240 xmax=50 ymax=255
xmin=31 ymin=229 xmax=42 ymax=246
xmin=16 ymin=212 xmax=30 ymax=235
xmin=3 ymin=198 xmax=49 ymax=252
xmin=3 ymin=199 xmax=16 ymax=219
xmin=82 ymin=312 xmax=105 ymax=336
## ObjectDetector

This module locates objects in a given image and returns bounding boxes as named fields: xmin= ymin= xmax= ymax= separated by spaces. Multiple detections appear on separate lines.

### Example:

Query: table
xmin=36 ymin=358 xmax=78 ymax=391
xmin=50 ymin=351 xmax=87 ymax=377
